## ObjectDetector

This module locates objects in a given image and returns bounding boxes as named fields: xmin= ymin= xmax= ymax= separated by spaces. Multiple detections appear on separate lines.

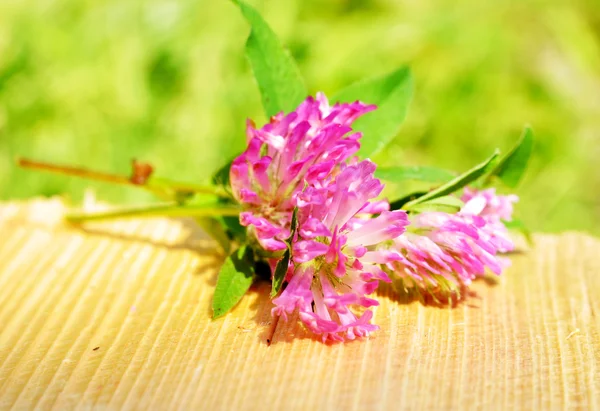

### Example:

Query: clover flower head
xmin=230 ymin=93 xmax=375 ymax=251
xmin=271 ymin=160 xmax=409 ymax=342
xmin=386 ymin=189 xmax=517 ymax=294
xmin=461 ymin=187 xmax=519 ymax=222
xmin=461 ymin=187 xmax=518 ymax=253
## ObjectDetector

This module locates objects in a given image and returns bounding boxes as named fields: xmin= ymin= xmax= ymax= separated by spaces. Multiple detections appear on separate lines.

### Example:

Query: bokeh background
xmin=1 ymin=0 xmax=598 ymax=234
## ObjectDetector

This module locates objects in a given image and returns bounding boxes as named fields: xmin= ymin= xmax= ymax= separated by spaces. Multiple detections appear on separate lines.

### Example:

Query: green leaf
xmin=410 ymin=195 xmax=464 ymax=214
xmin=375 ymin=166 xmax=455 ymax=184
xmin=333 ymin=66 xmax=413 ymax=157
xmin=288 ymin=206 xmax=298 ymax=238
xmin=195 ymin=217 xmax=232 ymax=253
xmin=270 ymin=206 xmax=298 ymax=297
xmin=210 ymin=158 xmax=246 ymax=242
xmin=212 ymin=246 xmax=255 ymax=319
xmin=196 ymin=214 xmax=246 ymax=254
xmin=235 ymin=0 xmax=307 ymax=118
xmin=221 ymin=215 xmax=247 ymax=239
xmin=503 ymin=218 xmax=533 ymax=245
xmin=487 ymin=126 xmax=534 ymax=188
xmin=403 ymin=150 xmax=500 ymax=210
xmin=270 ymin=248 xmax=290 ymax=297
xmin=212 ymin=158 xmax=234 ymax=188
xmin=389 ymin=191 xmax=428 ymax=210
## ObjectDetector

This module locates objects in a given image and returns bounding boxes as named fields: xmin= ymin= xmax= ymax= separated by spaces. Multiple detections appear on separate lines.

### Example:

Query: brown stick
xmin=17 ymin=158 xmax=133 ymax=186
xmin=17 ymin=158 xmax=227 ymax=197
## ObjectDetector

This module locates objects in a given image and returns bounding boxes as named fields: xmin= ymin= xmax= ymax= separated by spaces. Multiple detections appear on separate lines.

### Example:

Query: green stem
xmin=66 ymin=203 xmax=241 ymax=223
xmin=149 ymin=177 xmax=229 ymax=198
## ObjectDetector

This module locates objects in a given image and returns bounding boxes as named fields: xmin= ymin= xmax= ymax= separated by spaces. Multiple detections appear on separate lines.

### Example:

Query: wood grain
xmin=0 ymin=199 xmax=598 ymax=410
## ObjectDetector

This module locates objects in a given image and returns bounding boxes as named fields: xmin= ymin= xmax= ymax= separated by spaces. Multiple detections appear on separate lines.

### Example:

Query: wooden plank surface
xmin=0 ymin=199 xmax=598 ymax=410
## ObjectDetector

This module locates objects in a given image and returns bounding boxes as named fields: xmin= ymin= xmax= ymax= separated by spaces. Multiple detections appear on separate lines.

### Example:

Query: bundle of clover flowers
xmin=224 ymin=93 xmax=522 ymax=342
xmin=17 ymin=1 xmax=533 ymax=343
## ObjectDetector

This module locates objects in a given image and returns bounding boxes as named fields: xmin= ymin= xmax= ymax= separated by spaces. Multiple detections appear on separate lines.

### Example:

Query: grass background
xmin=1 ymin=0 xmax=598 ymax=235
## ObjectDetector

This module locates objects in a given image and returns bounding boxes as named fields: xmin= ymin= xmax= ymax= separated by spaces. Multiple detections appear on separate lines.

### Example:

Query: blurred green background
xmin=1 ymin=0 xmax=598 ymax=234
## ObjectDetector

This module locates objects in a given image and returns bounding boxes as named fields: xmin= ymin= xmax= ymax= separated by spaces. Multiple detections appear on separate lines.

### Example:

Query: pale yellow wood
xmin=0 ymin=199 xmax=598 ymax=410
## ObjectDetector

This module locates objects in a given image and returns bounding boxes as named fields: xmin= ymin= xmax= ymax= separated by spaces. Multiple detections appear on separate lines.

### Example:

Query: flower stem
xmin=17 ymin=158 xmax=228 ymax=198
xmin=66 ymin=203 xmax=241 ymax=223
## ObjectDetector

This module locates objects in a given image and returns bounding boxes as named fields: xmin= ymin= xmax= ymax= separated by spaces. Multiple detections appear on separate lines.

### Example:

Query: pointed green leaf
xmin=375 ymin=166 xmax=455 ymax=184
xmin=409 ymin=195 xmax=464 ymax=214
xmin=271 ymin=206 xmax=299 ymax=297
xmin=288 ymin=207 xmax=298 ymax=239
xmin=270 ymin=248 xmax=290 ymax=297
xmin=197 ymin=214 xmax=246 ymax=250
xmin=389 ymin=191 xmax=428 ymax=211
xmin=221 ymin=215 xmax=247 ymax=239
xmin=403 ymin=150 xmax=500 ymax=210
xmin=503 ymin=218 xmax=533 ymax=245
xmin=212 ymin=246 xmax=255 ymax=319
xmin=195 ymin=217 xmax=232 ymax=253
xmin=333 ymin=66 xmax=413 ymax=157
xmin=235 ymin=0 xmax=307 ymax=118
xmin=210 ymin=158 xmax=247 ymax=242
xmin=212 ymin=158 xmax=234 ymax=188
xmin=488 ymin=126 xmax=534 ymax=188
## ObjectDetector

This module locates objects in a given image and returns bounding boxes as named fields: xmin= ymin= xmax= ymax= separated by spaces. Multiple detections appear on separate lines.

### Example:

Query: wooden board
xmin=0 ymin=199 xmax=598 ymax=410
